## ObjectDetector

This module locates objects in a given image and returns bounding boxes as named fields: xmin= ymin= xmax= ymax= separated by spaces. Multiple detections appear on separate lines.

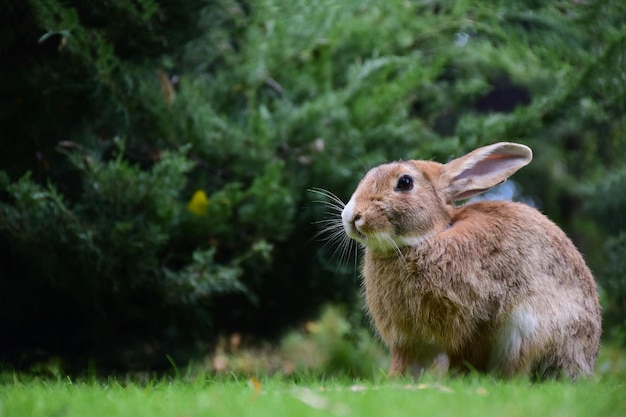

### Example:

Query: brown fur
xmin=341 ymin=143 xmax=601 ymax=380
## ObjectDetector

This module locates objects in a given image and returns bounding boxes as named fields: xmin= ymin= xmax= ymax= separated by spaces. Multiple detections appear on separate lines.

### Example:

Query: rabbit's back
xmin=363 ymin=200 xmax=601 ymax=377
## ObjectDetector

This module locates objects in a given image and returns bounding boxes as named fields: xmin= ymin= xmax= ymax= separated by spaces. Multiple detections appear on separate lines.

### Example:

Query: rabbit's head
xmin=341 ymin=142 xmax=532 ymax=253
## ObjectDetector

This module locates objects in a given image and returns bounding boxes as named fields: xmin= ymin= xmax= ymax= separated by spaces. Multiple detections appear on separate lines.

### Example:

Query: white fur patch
xmin=490 ymin=304 xmax=538 ymax=371
xmin=512 ymin=306 xmax=539 ymax=338
xmin=398 ymin=234 xmax=435 ymax=248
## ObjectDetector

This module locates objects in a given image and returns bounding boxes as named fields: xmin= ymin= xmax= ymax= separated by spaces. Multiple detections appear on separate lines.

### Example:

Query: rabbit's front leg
xmin=389 ymin=343 xmax=448 ymax=379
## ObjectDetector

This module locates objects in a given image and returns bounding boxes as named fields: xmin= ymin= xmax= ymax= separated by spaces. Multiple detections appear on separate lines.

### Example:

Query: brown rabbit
xmin=340 ymin=142 xmax=601 ymax=380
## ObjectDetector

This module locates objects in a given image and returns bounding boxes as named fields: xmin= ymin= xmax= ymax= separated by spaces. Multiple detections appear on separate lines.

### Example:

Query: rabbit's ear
xmin=439 ymin=142 xmax=532 ymax=202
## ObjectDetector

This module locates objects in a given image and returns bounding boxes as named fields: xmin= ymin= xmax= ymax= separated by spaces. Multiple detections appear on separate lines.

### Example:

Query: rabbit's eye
xmin=395 ymin=175 xmax=413 ymax=191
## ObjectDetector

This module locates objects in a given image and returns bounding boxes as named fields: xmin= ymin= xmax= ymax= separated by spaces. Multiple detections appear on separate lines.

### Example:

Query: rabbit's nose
xmin=345 ymin=212 xmax=366 ymax=240
xmin=341 ymin=198 xmax=365 ymax=238
xmin=353 ymin=213 xmax=364 ymax=231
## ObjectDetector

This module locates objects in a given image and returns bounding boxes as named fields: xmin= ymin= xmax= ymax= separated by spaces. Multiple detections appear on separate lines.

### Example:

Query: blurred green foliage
xmin=206 ymin=305 xmax=387 ymax=378
xmin=1 ymin=0 xmax=625 ymax=370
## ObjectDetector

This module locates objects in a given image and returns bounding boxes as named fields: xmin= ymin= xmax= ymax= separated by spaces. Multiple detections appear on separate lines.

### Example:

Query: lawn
xmin=1 ymin=345 xmax=625 ymax=417
xmin=1 ymin=373 xmax=624 ymax=417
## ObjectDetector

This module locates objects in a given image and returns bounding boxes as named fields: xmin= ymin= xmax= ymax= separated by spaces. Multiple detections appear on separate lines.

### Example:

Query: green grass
xmin=2 ymin=345 xmax=625 ymax=417
xmin=1 ymin=374 xmax=625 ymax=417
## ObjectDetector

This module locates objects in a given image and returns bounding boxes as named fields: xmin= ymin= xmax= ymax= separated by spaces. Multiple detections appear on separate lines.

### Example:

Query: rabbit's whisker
xmin=310 ymin=188 xmax=360 ymax=271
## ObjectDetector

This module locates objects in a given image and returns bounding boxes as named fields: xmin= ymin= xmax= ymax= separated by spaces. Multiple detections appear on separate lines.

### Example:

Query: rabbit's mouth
xmin=342 ymin=221 xmax=380 ymax=247
xmin=353 ymin=230 xmax=367 ymax=241
xmin=363 ymin=232 xmax=413 ymax=253
xmin=345 ymin=227 xmax=409 ymax=253
xmin=350 ymin=226 xmax=436 ymax=252
xmin=343 ymin=222 xmax=367 ymax=242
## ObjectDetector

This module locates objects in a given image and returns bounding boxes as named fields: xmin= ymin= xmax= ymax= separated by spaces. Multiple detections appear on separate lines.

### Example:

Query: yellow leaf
xmin=187 ymin=190 xmax=209 ymax=217
xmin=248 ymin=376 xmax=262 ymax=394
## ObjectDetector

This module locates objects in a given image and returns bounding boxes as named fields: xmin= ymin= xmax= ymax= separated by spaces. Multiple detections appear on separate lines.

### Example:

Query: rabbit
xmin=339 ymin=142 xmax=601 ymax=380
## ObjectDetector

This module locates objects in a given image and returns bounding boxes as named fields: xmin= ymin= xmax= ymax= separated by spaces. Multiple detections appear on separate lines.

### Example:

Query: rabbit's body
xmin=341 ymin=144 xmax=601 ymax=380
xmin=364 ymin=200 xmax=600 ymax=378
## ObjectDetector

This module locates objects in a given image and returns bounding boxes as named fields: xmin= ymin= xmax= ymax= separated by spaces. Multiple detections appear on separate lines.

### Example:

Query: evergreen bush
xmin=1 ymin=0 xmax=625 ymax=369
xmin=590 ymin=169 xmax=626 ymax=339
